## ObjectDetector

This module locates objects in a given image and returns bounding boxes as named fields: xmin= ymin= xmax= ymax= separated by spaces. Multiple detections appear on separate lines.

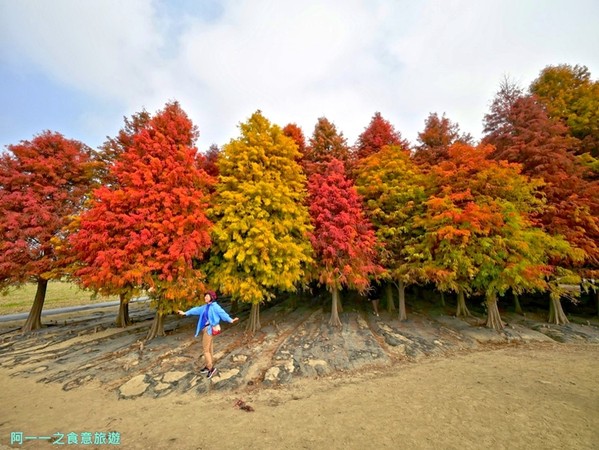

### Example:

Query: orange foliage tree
xmin=283 ymin=123 xmax=307 ymax=159
xmin=412 ymin=143 xmax=576 ymax=329
xmin=69 ymin=102 xmax=214 ymax=340
xmin=303 ymin=117 xmax=350 ymax=177
xmin=413 ymin=112 xmax=473 ymax=168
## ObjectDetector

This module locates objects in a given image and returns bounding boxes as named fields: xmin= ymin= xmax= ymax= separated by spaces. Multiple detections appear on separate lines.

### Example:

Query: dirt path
xmin=1 ymin=343 xmax=597 ymax=449
xmin=1 ymin=301 xmax=598 ymax=449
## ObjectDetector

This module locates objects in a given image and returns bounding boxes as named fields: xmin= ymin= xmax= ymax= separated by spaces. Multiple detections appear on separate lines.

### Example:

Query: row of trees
xmin=1 ymin=64 xmax=598 ymax=339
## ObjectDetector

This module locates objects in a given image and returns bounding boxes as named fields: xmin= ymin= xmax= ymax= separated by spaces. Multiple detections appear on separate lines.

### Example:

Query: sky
xmin=1 ymin=0 xmax=598 ymax=153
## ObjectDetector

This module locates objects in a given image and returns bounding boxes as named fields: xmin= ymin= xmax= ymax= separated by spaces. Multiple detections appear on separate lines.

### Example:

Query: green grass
xmin=0 ymin=281 xmax=118 ymax=315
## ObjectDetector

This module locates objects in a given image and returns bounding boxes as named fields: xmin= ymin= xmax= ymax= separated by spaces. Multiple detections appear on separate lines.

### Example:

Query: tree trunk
xmin=336 ymin=292 xmax=343 ymax=313
xmin=456 ymin=287 xmax=471 ymax=317
xmin=246 ymin=303 xmax=261 ymax=333
xmin=22 ymin=278 xmax=48 ymax=332
xmin=397 ymin=280 xmax=407 ymax=321
xmin=145 ymin=310 xmax=165 ymax=341
xmin=513 ymin=293 xmax=523 ymax=315
xmin=115 ymin=292 xmax=132 ymax=328
xmin=329 ymin=287 xmax=342 ymax=327
xmin=289 ymin=294 xmax=298 ymax=309
xmin=440 ymin=291 xmax=446 ymax=307
xmin=385 ymin=283 xmax=395 ymax=312
xmin=548 ymin=295 xmax=569 ymax=325
xmin=485 ymin=291 xmax=504 ymax=330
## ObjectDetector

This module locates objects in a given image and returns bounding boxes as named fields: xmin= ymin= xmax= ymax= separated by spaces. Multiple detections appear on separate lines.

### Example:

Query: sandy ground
xmin=1 ymin=342 xmax=598 ymax=450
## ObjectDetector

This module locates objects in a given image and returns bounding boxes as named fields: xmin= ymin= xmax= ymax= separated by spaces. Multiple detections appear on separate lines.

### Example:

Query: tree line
xmin=1 ymin=64 xmax=597 ymax=340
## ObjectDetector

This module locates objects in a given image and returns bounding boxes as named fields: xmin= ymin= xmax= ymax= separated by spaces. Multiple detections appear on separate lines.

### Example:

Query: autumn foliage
xmin=412 ymin=143 xmax=576 ymax=328
xmin=69 ymin=102 xmax=214 ymax=339
xmin=282 ymin=123 xmax=307 ymax=157
xmin=530 ymin=64 xmax=599 ymax=157
xmin=208 ymin=111 xmax=313 ymax=332
xmin=0 ymin=132 xmax=97 ymax=331
xmin=355 ymin=145 xmax=428 ymax=320
xmin=414 ymin=112 xmax=472 ymax=167
xmin=483 ymin=85 xmax=599 ymax=271
xmin=353 ymin=112 xmax=410 ymax=161
xmin=307 ymin=158 xmax=381 ymax=326
xmin=3 ymin=62 xmax=598 ymax=337
xmin=303 ymin=117 xmax=350 ymax=177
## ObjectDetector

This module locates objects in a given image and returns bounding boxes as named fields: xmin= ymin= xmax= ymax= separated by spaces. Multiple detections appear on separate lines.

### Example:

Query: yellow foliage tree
xmin=208 ymin=111 xmax=313 ymax=332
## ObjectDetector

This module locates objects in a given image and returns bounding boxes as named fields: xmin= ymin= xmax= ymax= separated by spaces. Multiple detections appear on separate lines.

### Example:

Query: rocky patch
xmin=0 ymin=300 xmax=597 ymax=399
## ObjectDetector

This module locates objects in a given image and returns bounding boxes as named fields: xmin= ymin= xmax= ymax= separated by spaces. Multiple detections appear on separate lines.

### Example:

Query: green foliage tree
xmin=208 ymin=111 xmax=313 ymax=333
xmin=530 ymin=64 xmax=599 ymax=156
xmin=355 ymin=145 xmax=428 ymax=320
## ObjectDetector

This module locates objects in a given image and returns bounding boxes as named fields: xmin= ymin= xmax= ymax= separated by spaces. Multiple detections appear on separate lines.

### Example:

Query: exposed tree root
xmin=548 ymin=296 xmax=569 ymax=325
xmin=246 ymin=303 xmax=261 ymax=334
xmin=329 ymin=288 xmax=342 ymax=327
xmin=485 ymin=293 xmax=505 ymax=330
xmin=145 ymin=311 xmax=165 ymax=341
xmin=22 ymin=278 xmax=48 ymax=332
xmin=456 ymin=288 xmax=471 ymax=318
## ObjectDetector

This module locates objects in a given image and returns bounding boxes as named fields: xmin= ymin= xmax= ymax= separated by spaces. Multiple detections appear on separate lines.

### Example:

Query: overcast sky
xmin=1 ymin=0 xmax=598 ymax=153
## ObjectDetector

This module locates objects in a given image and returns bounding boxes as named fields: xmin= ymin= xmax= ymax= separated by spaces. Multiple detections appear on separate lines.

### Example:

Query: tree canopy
xmin=69 ymin=102 xmax=214 ymax=339
xmin=0 ymin=131 xmax=98 ymax=331
xmin=208 ymin=111 xmax=313 ymax=332
xmin=308 ymin=158 xmax=381 ymax=326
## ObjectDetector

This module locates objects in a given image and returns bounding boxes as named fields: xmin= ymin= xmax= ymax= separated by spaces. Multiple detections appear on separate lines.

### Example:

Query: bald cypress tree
xmin=208 ymin=111 xmax=313 ymax=333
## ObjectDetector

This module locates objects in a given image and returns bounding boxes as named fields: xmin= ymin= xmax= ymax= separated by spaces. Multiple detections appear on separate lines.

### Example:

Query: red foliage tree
xmin=353 ymin=112 xmax=410 ymax=161
xmin=99 ymin=109 xmax=151 ymax=180
xmin=0 ymin=132 xmax=97 ymax=331
xmin=69 ymin=102 xmax=214 ymax=340
xmin=198 ymin=143 xmax=220 ymax=179
xmin=483 ymin=92 xmax=599 ymax=266
xmin=484 ymin=88 xmax=599 ymax=322
xmin=90 ymin=110 xmax=152 ymax=326
xmin=307 ymin=159 xmax=381 ymax=326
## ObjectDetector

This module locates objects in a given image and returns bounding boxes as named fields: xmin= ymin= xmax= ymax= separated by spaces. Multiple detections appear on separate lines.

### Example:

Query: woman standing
xmin=176 ymin=291 xmax=239 ymax=379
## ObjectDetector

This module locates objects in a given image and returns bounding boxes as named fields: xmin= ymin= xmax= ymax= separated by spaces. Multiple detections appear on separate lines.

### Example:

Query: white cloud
xmin=1 ymin=0 xmax=163 ymax=104
xmin=1 ymin=0 xmax=598 ymax=150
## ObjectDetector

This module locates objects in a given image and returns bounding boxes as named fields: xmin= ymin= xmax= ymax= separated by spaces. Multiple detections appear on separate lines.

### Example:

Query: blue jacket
xmin=184 ymin=302 xmax=235 ymax=337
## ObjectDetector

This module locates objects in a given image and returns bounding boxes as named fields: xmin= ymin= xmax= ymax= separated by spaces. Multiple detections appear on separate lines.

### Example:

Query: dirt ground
xmin=1 ymin=344 xmax=597 ymax=449
xmin=1 ymin=300 xmax=598 ymax=449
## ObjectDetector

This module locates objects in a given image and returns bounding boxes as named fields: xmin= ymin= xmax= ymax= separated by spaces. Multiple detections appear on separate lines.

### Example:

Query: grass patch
xmin=0 ymin=281 xmax=118 ymax=315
